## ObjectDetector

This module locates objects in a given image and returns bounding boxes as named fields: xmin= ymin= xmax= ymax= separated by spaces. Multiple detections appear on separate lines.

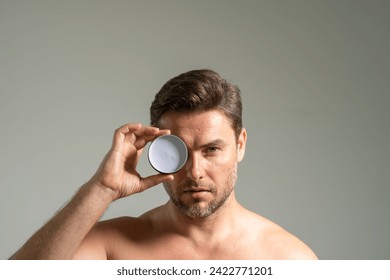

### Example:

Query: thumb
xmin=140 ymin=174 xmax=174 ymax=190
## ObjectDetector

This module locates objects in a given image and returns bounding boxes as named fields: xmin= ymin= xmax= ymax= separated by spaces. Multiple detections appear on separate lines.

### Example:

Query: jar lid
xmin=148 ymin=134 xmax=188 ymax=174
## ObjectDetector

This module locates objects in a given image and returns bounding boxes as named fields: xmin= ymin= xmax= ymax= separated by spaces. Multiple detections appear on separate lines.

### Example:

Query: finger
xmin=119 ymin=124 xmax=168 ymax=145
xmin=111 ymin=123 xmax=160 ymax=150
xmin=125 ymin=147 xmax=144 ymax=170
xmin=133 ymin=129 xmax=171 ymax=150
xmin=116 ymin=123 xmax=142 ymax=133
xmin=129 ymin=127 xmax=170 ymax=168
xmin=122 ymin=124 xmax=159 ymax=146
xmin=115 ymin=123 xmax=168 ymax=137
xmin=140 ymin=174 xmax=174 ymax=190
xmin=112 ymin=123 xmax=142 ymax=149
xmin=111 ymin=124 xmax=171 ymax=161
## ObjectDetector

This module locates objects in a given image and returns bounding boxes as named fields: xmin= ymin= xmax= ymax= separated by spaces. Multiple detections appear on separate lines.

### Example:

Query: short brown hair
xmin=150 ymin=69 xmax=243 ymax=139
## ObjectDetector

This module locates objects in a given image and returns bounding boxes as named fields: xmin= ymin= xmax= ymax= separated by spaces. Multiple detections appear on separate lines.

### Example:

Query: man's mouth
xmin=184 ymin=187 xmax=211 ymax=193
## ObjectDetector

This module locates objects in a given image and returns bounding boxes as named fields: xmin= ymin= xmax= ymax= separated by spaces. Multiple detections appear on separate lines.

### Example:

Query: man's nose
xmin=184 ymin=153 xmax=204 ymax=180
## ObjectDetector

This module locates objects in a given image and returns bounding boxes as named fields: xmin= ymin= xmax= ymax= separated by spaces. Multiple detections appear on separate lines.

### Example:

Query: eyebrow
xmin=200 ymin=139 xmax=227 ymax=148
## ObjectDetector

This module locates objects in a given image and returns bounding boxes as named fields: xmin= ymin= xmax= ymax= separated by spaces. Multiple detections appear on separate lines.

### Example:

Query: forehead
xmin=158 ymin=110 xmax=235 ymax=143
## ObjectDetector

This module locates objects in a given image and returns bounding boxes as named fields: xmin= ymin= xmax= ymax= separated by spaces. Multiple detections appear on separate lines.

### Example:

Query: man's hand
xmin=9 ymin=123 xmax=171 ymax=260
xmin=90 ymin=123 xmax=174 ymax=201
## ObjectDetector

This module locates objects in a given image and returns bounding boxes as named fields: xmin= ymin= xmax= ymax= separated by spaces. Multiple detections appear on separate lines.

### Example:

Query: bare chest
xmin=109 ymin=234 xmax=268 ymax=260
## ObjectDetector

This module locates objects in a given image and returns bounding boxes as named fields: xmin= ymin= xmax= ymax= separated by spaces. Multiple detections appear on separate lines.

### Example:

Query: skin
xmin=10 ymin=110 xmax=317 ymax=260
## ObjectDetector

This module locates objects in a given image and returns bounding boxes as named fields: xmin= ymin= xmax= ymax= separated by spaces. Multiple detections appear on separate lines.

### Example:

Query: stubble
xmin=163 ymin=164 xmax=238 ymax=218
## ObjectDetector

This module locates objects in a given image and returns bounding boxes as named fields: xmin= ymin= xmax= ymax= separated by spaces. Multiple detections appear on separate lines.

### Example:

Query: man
xmin=10 ymin=69 xmax=317 ymax=260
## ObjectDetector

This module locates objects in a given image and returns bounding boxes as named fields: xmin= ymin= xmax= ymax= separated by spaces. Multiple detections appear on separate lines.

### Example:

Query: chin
xmin=176 ymin=199 xmax=222 ymax=219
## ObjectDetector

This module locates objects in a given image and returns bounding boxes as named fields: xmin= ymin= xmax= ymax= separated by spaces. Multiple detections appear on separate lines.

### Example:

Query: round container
xmin=148 ymin=134 xmax=188 ymax=174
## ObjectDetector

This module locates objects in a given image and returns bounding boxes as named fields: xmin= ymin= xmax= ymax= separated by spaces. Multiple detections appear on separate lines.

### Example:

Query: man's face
xmin=158 ymin=110 xmax=246 ymax=218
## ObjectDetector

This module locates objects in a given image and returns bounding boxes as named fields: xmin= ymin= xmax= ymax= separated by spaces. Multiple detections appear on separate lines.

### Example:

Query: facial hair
xmin=163 ymin=164 xmax=238 ymax=218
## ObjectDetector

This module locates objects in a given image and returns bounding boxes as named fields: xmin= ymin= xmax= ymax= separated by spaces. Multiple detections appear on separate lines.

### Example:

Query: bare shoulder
xmin=264 ymin=224 xmax=318 ymax=259
xmin=73 ymin=216 xmax=152 ymax=259
xmin=246 ymin=211 xmax=318 ymax=260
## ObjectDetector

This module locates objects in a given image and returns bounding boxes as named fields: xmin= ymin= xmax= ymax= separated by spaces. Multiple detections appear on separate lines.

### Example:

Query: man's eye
xmin=205 ymin=147 xmax=219 ymax=153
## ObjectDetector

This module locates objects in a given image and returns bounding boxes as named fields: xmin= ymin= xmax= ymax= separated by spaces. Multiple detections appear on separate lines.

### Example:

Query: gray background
xmin=1 ymin=0 xmax=389 ymax=260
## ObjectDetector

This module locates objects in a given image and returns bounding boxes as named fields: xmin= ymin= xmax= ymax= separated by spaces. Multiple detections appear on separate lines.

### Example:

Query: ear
xmin=237 ymin=128 xmax=247 ymax=162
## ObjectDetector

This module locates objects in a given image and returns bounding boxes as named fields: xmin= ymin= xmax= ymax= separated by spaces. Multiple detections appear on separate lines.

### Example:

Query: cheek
xmin=163 ymin=181 xmax=178 ymax=196
xmin=205 ymin=154 xmax=238 ymax=178
xmin=209 ymin=151 xmax=238 ymax=167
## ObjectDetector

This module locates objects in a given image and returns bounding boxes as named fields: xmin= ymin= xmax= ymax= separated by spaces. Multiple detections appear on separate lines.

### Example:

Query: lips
xmin=180 ymin=181 xmax=213 ymax=194
xmin=184 ymin=188 xmax=210 ymax=192
xmin=184 ymin=188 xmax=210 ymax=193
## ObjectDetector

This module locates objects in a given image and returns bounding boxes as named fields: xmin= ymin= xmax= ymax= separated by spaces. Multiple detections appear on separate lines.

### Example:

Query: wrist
xmin=81 ymin=179 xmax=118 ymax=205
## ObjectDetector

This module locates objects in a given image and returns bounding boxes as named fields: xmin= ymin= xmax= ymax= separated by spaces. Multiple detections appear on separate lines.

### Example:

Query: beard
xmin=163 ymin=164 xmax=238 ymax=218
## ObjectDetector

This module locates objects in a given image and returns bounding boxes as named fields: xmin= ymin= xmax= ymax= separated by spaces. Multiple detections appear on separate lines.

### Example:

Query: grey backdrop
xmin=1 ymin=0 xmax=389 ymax=260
